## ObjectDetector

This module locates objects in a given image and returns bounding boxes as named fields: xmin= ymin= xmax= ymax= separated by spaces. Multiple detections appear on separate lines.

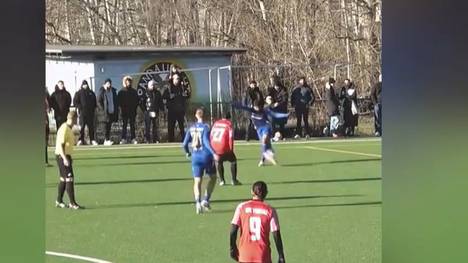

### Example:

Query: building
xmin=46 ymin=45 xmax=246 ymax=104
xmin=46 ymin=45 xmax=246 ymax=142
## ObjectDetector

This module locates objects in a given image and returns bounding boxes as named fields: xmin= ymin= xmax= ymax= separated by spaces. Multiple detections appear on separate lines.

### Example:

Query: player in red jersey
xmin=230 ymin=181 xmax=285 ymax=263
xmin=210 ymin=112 xmax=241 ymax=186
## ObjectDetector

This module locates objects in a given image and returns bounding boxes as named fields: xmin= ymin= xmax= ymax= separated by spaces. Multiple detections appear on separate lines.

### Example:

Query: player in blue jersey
xmin=182 ymin=108 xmax=219 ymax=214
xmin=233 ymin=99 xmax=289 ymax=166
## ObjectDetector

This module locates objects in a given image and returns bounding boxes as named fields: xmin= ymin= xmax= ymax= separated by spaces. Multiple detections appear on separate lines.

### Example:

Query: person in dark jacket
xmin=340 ymin=79 xmax=359 ymax=136
xmin=45 ymin=87 xmax=51 ymax=166
xmin=50 ymin=80 xmax=72 ymax=129
xmin=267 ymin=77 xmax=289 ymax=139
xmin=371 ymin=74 xmax=382 ymax=136
xmin=243 ymin=80 xmax=264 ymax=141
xmin=118 ymin=76 xmax=139 ymax=144
xmin=324 ymin=78 xmax=340 ymax=137
xmin=73 ymin=80 xmax=97 ymax=146
xmin=163 ymin=73 xmax=191 ymax=142
xmin=291 ymin=77 xmax=315 ymax=138
xmin=97 ymin=79 xmax=119 ymax=145
xmin=142 ymin=80 xmax=165 ymax=143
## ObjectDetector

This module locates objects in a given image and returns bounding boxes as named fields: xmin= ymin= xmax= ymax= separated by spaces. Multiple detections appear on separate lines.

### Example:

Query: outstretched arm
xmin=230 ymin=224 xmax=239 ymax=261
xmin=232 ymin=102 xmax=253 ymax=113
xmin=182 ymin=131 xmax=192 ymax=155
xmin=273 ymin=230 xmax=285 ymax=263
xmin=266 ymin=108 xmax=289 ymax=119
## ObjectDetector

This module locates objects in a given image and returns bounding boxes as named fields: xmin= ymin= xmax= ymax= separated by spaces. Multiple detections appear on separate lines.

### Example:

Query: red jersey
xmin=231 ymin=200 xmax=280 ymax=263
xmin=210 ymin=119 xmax=234 ymax=155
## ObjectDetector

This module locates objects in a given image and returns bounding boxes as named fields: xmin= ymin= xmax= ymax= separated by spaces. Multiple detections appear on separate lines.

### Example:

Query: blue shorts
xmin=191 ymin=154 xmax=215 ymax=178
xmin=256 ymin=126 xmax=272 ymax=139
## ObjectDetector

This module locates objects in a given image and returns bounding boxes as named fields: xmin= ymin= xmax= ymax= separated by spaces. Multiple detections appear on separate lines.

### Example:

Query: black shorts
xmin=218 ymin=151 xmax=237 ymax=163
xmin=56 ymin=155 xmax=74 ymax=179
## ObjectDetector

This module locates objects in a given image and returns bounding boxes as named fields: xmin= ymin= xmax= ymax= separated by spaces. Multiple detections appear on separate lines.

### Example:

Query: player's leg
xmin=192 ymin=161 xmax=204 ymax=214
xmin=216 ymin=158 xmax=226 ymax=186
xmin=64 ymin=156 xmax=83 ymax=209
xmin=55 ymin=156 xmax=66 ymax=208
xmin=229 ymin=152 xmax=241 ymax=185
xmin=201 ymin=160 xmax=217 ymax=211
xmin=261 ymin=129 xmax=277 ymax=165
xmin=257 ymin=128 xmax=266 ymax=166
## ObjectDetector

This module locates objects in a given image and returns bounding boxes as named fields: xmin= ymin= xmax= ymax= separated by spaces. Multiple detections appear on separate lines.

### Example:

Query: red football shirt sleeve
xmin=231 ymin=203 xmax=243 ymax=226
xmin=270 ymin=208 xmax=280 ymax=232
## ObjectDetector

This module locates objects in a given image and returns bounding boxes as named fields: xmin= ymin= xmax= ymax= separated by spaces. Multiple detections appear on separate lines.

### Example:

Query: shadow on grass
xmin=269 ymin=177 xmax=381 ymax=185
xmin=88 ymin=194 xmax=362 ymax=210
xmin=281 ymin=158 xmax=381 ymax=167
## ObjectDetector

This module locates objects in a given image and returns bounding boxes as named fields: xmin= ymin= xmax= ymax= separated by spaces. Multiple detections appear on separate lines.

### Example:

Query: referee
xmin=55 ymin=110 xmax=83 ymax=209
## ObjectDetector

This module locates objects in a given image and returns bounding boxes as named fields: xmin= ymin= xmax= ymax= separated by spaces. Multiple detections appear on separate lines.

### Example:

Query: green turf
xmin=46 ymin=138 xmax=381 ymax=263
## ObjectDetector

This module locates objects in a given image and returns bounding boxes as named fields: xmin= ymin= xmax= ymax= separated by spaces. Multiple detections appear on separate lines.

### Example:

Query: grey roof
xmin=46 ymin=45 xmax=247 ymax=56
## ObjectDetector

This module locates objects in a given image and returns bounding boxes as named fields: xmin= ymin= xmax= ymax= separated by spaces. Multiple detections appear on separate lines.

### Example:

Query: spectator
xmin=118 ymin=76 xmax=139 ymax=144
xmin=73 ymin=80 xmax=97 ymax=146
xmin=50 ymin=80 xmax=72 ymax=129
xmin=243 ymin=80 xmax=264 ymax=141
xmin=267 ymin=76 xmax=288 ymax=138
xmin=291 ymin=77 xmax=315 ymax=138
xmin=97 ymin=79 xmax=119 ymax=146
xmin=163 ymin=73 xmax=191 ymax=142
xmin=324 ymin=78 xmax=340 ymax=137
xmin=371 ymin=74 xmax=382 ymax=136
xmin=340 ymin=79 xmax=359 ymax=136
xmin=45 ymin=87 xmax=51 ymax=166
xmin=142 ymin=80 xmax=164 ymax=143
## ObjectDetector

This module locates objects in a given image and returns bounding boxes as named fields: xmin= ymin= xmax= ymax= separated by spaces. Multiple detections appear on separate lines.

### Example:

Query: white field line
xmin=304 ymin=145 xmax=382 ymax=158
xmin=46 ymin=251 xmax=113 ymax=263
xmin=49 ymin=138 xmax=381 ymax=152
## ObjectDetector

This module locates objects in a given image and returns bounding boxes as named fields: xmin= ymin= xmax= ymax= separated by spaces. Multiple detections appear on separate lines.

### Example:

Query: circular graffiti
xmin=137 ymin=62 xmax=191 ymax=98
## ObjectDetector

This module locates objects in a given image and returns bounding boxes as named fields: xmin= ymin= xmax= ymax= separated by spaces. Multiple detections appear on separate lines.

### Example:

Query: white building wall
xmin=45 ymin=59 xmax=95 ymax=102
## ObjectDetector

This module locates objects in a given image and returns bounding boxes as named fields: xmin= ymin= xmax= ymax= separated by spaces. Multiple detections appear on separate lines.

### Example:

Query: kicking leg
xmin=262 ymin=134 xmax=277 ymax=165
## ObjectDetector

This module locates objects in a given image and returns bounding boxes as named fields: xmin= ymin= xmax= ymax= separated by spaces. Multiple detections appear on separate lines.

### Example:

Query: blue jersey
xmin=233 ymin=103 xmax=289 ymax=130
xmin=182 ymin=122 xmax=215 ymax=158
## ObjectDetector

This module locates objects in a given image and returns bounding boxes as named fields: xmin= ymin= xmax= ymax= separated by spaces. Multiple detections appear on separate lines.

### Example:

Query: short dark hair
xmin=253 ymin=98 xmax=265 ymax=109
xmin=252 ymin=181 xmax=268 ymax=200
xmin=225 ymin=111 xmax=231 ymax=119
xmin=195 ymin=107 xmax=204 ymax=115
xmin=105 ymin=78 xmax=112 ymax=84
xmin=329 ymin=77 xmax=336 ymax=83
xmin=249 ymin=80 xmax=257 ymax=85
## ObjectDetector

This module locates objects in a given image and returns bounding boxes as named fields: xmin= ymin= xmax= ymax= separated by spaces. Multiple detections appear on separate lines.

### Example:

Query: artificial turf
xmin=46 ymin=138 xmax=381 ymax=263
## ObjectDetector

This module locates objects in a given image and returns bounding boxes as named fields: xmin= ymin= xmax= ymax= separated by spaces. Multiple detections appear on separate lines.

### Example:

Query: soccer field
xmin=45 ymin=138 xmax=381 ymax=263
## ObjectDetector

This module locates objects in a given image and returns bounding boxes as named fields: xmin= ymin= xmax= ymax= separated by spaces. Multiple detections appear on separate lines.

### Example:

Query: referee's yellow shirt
xmin=55 ymin=123 xmax=75 ymax=155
